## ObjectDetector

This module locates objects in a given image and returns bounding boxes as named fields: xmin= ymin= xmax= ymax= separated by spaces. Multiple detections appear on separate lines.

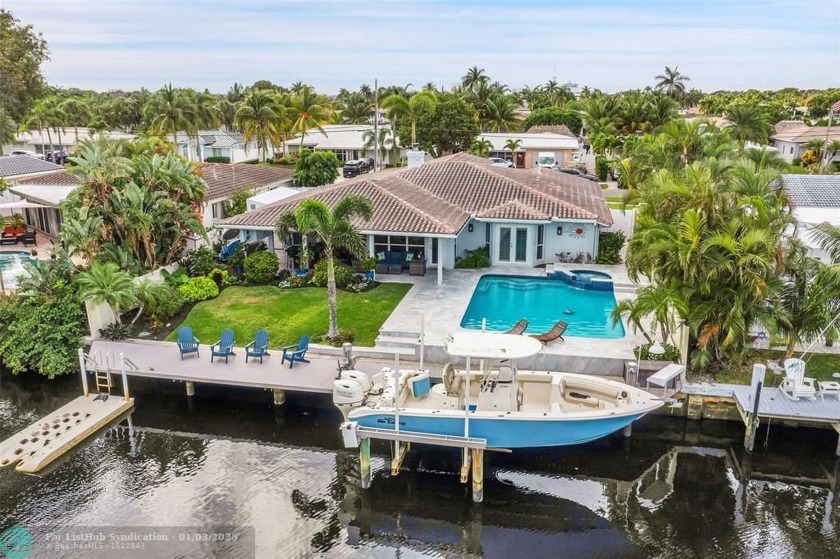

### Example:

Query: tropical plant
xmin=461 ymin=66 xmax=488 ymax=90
xmin=289 ymin=85 xmax=334 ymax=146
xmin=226 ymin=188 xmax=253 ymax=217
xmin=178 ymin=276 xmax=219 ymax=302
xmin=362 ymin=127 xmax=393 ymax=166
xmin=482 ymin=95 xmax=519 ymax=132
xmin=75 ymin=262 xmax=137 ymax=323
xmin=724 ymin=105 xmax=772 ymax=145
xmin=0 ymin=107 xmax=17 ymax=155
xmin=396 ymin=93 xmax=479 ymax=156
xmin=522 ymin=107 xmax=583 ymax=135
xmin=235 ymin=89 xmax=285 ymax=161
xmin=243 ymin=250 xmax=279 ymax=284
xmin=145 ymin=84 xmax=191 ymax=145
xmin=504 ymin=138 xmax=522 ymax=166
xmin=468 ymin=138 xmax=493 ymax=157
xmin=59 ymin=97 xmax=91 ymax=143
xmin=294 ymin=148 xmax=340 ymax=187
xmin=275 ymin=196 xmax=373 ymax=338
xmin=337 ymin=92 xmax=373 ymax=124
xmin=381 ymin=91 xmax=437 ymax=145
xmin=310 ymin=259 xmax=354 ymax=288
xmin=654 ymin=66 xmax=690 ymax=100
xmin=0 ymin=9 xmax=49 ymax=120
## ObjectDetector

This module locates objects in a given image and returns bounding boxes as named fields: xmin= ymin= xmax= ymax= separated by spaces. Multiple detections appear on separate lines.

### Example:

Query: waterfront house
xmin=217 ymin=153 xmax=612 ymax=285
xmin=168 ymin=129 xmax=263 ymax=163
xmin=280 ymin=124 xmax=406 ymax=166
xmin=771 ymin=121 xmax=840 ymax=164
xmin=477 ymin=131 xmax=580 ymax=169
xmin=781 ymin=174 xmax=840 ymax=263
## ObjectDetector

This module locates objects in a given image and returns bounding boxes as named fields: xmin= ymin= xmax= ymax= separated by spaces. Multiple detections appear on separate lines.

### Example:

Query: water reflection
xmin=1 ymin=373 xmax=839 ymax=558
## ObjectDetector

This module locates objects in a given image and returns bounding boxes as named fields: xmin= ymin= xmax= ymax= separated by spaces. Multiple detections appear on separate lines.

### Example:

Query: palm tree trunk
xmin=131 ymin=303 xmax=145 ymax=325
xmin=411 ymin=119 xmax=417 ymax=145
xmin=45 ymin=126 xmax=53 ymax=154
xmin=784 ymin=336 xmax=798 ymax=359
xmin=327 ymin=256 xmax=339 ymax=338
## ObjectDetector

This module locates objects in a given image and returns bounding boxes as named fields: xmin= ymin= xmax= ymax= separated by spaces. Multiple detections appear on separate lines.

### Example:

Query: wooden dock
xmin=87 ymin=339 xmax=386 ymax=398
xmin=0 ymin=394 xmax=134 ymax=473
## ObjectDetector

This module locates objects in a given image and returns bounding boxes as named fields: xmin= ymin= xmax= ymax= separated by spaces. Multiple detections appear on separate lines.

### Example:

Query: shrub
xmin=226 ymin=188 xmax=253 ymax=217
xmin=205 ymin=156 xmax=231 ymax=164
xmin=162 ymin=267 xmax=189 ymax=285
xmin=455 ymin=245 xmax=491 ymax=269
xmin=595 ymin=156 xmax=609 ymax=181
xmin=100 ymin=321 xmax=131 ymax=340
xmin=595 ymin=231 xmax=626 ymax=264
xmin=207 ymin=267 xmax=230 ymax=289
xmin=317 ymin=331 xmax=355 ymax=346
xmin=279 ymin=275 xmax=308 ymax=288
xmin=242 ymin=158 xmax=259 ymax=164
xmin=147 ymin=285 xmax=185 ymax=321
xmin=185 ymin=247 xmax=217 ymax=277
xmin=178 ymin=276 xmax=220 ymax=303
xmin=345 ymin=276 xmax=379 ymax=293
xmin=309 ymin=259 xmax=354 ymax=288
xmin=634 ymin=342 xmax=681 ymax=362
xmin=244 ymin=251 xmax=279 ymax=284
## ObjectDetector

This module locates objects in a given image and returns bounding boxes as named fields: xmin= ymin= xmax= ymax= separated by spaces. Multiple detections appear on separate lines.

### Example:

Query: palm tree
xmin=0 ymin=108 xmax=16 ymax=155
xmin=145 ymin=84 xmax=191 ymax=147
xmin=235 ymin=89 xmax=284 ymax=161
xmin=275 ymin=196 xmax=373 ymax=338
xmin=654 ymin=66 xmax=690 ymax=99
xmin=186 ymin=91 xmax=221 ymax=161
xmin=289 ymin=86 xmax=334 ymax=147
xmin=468 ymin=138 xmax=493 ymax=157
xmin=461 ymin=66 xmax=487 ymax=90
xmin=504 ymin=138 xmax=522 ymax=166
xmin=24 ymin=98 xmax=53 ymax=155
xmin=724 ymin=105 xmax=772 ymax=145
xmin=59 ymin=98 xmax=92 ymax=143
xmin=337 ymin=92 xmax=373 ymax=124
xmin=380 ymin=91 xmax=436 ymax=145
xmin=482 ymin=95 xmax=519 ymax=132
xmin=362 ymin=127 xmax=392 ymax=167
xmin=75 ymin=262 xmax=136 ymax=323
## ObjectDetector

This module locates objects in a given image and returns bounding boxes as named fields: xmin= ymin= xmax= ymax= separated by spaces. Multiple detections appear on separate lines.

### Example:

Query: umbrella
xmin=0 ymin=200 xmax=46 ymax=210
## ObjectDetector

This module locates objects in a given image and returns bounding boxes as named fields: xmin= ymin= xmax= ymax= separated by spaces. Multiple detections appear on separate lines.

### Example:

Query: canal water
xmin=1 ymin=371 xmax=839 ymax=558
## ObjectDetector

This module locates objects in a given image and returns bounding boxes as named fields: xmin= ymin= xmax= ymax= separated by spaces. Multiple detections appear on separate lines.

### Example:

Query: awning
xmin=0 ymin=200 xmax=47 ymax=210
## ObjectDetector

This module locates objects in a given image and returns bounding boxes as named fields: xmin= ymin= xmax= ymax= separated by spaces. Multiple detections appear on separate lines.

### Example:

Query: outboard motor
xmin=333 ymin=378 xmax=365 ymax=422
xmin=340 ymin=369 xmax=371 ymax=393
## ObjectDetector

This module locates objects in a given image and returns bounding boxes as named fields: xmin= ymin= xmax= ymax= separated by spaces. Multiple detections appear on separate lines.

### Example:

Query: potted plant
xmin=362 ymin=256 xmax=378 ymax=281
xmin=296 ymin=247 xmax=312 ymax=276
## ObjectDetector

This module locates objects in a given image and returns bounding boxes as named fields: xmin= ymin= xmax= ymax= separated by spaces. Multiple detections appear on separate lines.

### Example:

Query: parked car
xmin=343 ymin=160 xmax=370 ymax=178
xmin=557 ymin=167 xmax=598 ymax=182
xmin=9 ymin=150 xmax=45 ymax=160
xmin=46 ymin=151 xmax=70 ymax=164
xmin=359 ymin=157 xmax=375 ymax=170
xmin=488 ymin=157 xmax=514 ymax=168
xmin=534 ymin=152 xmax=559 ymax=169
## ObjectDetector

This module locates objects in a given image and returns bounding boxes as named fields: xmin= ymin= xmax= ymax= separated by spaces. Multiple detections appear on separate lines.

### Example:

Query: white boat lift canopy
xmin=444 ymin=332 xmax=543 ymax=360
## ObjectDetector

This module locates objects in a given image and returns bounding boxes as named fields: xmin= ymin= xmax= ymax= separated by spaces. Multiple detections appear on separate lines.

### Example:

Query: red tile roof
xmin=219 ymin=153 xmax=612 ymax=235
xmin=199 ymin=163 xmax=295 ymax=201
xmin=12 ymin=169 xmax=79 ymax=186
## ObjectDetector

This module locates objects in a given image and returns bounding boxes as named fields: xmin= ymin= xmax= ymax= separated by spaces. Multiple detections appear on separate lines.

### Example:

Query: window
xmin=212 ymin=148 xmax=223 ymax=157
xmin=326 ymin=149 xmax=356 ymax=163
xmin=790 ymin=147 xmax=794 ymax=154
xmin=537 ymin=225 xmax=544 ymax=260
xmin=373 ymin=235 xmax=426 ymax=258
xmin=485 ymin=223 xmax=491 ymax=244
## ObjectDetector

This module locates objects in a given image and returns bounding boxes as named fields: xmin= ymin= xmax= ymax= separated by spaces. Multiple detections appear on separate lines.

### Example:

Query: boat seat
xmin=410 ymin=373 xmax=431 ymax=398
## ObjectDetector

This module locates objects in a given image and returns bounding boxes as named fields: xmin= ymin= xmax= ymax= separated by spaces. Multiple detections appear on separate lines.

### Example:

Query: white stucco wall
xmin=543 ymin=222 xmax=598 ymax=263
xmin=455 ymin=220 xmax=488 ymax=258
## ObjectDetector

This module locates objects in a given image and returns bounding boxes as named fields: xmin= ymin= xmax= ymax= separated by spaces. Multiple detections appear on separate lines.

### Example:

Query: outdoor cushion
xmin=376 ymin=251 xmax=385 ymax=261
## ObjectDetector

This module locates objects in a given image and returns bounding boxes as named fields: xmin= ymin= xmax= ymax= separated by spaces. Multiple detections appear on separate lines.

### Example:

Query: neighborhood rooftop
xmin=219 ymin=153 xmax=612 ymax=235
xmin=199 ymin=163 xmax=295 ymax=202
xmin=771 ymin=122 xmax=840 ymax=142
xmin=781 ymin=174 xmax=840 ymax=208
xmin=0 ymin=156 xmax=64 ymax=178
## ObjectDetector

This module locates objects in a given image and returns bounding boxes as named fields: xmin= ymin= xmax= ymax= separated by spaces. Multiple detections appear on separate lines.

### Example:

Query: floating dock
xmin=0 ymin=394 xmax=134 ymax=473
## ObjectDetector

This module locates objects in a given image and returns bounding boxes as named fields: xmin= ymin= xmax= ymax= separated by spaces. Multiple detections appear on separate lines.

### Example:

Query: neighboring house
xmin=1 ymin=127 xmax=135 ymax=156
xmin=217 ymin=153 xmax=612 ymax=285
xmin=781 ymin=174 xmax=840 ymax=264
xmin=4 ymin=165 xmax=75 ymax=236
xmin=246 ymin=186 xmax=304 ymax=212
xmin=168 ymin=129 xmax=262 ymax=163
xmin=477 ymin=131 xmax=579 ymax=169
xmin=770 ymin=121 xmax=840 ymax=164
xmin=281 ymin=124 xmax=406 ymax=165
xmin=525 ymin=124 xmax=576 ymax=137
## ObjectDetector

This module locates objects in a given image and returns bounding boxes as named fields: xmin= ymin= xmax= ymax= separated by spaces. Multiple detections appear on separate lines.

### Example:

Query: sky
xmin=3 ymin=0 xmax=839 ymax=94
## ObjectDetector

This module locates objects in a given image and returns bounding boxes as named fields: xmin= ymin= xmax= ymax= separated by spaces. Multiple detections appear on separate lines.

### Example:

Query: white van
xmin=534 ymin=152 xmax=558 ymax=169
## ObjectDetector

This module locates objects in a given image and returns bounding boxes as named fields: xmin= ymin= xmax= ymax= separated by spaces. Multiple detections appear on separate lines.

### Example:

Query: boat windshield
xmin=445 ymin=332 xmax=542 ymax=360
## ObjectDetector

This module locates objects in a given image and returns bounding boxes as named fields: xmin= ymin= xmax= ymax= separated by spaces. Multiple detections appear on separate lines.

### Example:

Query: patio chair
xmin=778 ymin=357 xmax=816 ymax=401
xmin=245 ymin=329 xmax=270 ymax=363
xmin=505 ymin=319 xmax=529 ymax=335
xmin=529 ymin=320 xmax=568 ymax=345
xmin=210 ymin=328 xmax=236 ymax=363
xmin=18 ymin=232 xmax=36 ymax=246
xmin=219 ymin=239 xmax=241 ymax=261
xmin=177 ymin=327 xmax=200 ymax=359
xmin=281 ymin=334 xmax=310 ymax=368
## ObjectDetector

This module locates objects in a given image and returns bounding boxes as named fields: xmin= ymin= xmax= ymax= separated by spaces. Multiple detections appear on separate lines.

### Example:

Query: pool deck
xmin=377 ymin=265 xmax=648 ymax=375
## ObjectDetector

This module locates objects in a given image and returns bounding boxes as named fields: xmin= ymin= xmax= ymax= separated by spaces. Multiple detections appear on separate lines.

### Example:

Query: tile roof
xmin=781 ymin=174 xmax=840 ymax=208
xmin=14 ymin=169 xmax=80 ymax=186
xmin=771 ymin=124 xmax=840 ymax=143
xmin=524 ymin=125 xmax=576 ymax=137
xmin=200 ymin=163 xmax=295 ymax=201
xmin=219 ymin=153 xmax=612 ymax=235
xmin=0 ymin=156 xmax=64 ymax=178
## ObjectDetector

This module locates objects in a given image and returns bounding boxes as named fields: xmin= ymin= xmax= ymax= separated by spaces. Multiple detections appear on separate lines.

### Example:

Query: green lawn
xmin=715 ymin=349 xmax=840 ymax=385
xmin=166 ymin=284 xmax=412 ymax=348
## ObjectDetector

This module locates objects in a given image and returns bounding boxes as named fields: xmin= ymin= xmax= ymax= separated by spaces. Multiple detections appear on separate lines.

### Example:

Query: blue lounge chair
xmin=210 ymin=329 xmax=236 ymax=363
xmin=219 ymin=239 xmax=241 ymax=261
xmin=281 ymin=335 xmax=310 ymax=368
xmin=177 ymin=327 xmax=200 ymax=359
xmin=245 ymin=329 xmax=270 ymax=363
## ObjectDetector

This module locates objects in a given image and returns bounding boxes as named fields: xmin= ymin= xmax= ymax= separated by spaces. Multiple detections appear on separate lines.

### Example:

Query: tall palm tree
xmin=461 ymin=66 xmax=487 ymax=91
xmin=654 ymin=66 xmax=690 ymax=99
xmin=504 ymin=138 xmax=522 ymax=166
xmin=468 ymin=138 xmax=493 ymax=157
xmin=337 ymin=92 xmax=373 ymax=124
xmin=482 ymin=95 xmax=519 ymax=132
xmin=59 ymin=98 xmax=92 ymax=143
xmin=235 ymin=89 xmax=284 ymax=161
xmin=362 ymin=127 xmax=392 ymax=166
xmin=289 ymin=86 xmax=334 ymax=147
xmin=0 ymin=108 xmax=16 ymax=155
xmin=24 ymin=98 xmax=53 ymax=154
xmin=145 ymin=84 xmax=191 ymax=147
xmin=186 ymin=91 xmax=221 ymax=161
xmin=724 ymin=105 xmax=772 ymax=145
xmin=75 ymin=262 xmax=136 ymax=323
xmin=380 ymin=91 xmax=436 ymax=145
xmin=275 ymin=196 xmax=373 ymax=338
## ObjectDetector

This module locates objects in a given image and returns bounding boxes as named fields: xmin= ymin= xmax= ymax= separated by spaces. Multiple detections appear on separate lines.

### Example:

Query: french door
xmin=498 ymin=226 xmax=527 ymax=263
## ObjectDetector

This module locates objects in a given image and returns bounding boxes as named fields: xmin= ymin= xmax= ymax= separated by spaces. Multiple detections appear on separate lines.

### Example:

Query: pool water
xmin=570 ymin=269 xmax=612 ymax=281
xmin=460 ymin=274 xmax=625 ymax=338
xmin=0 ymin=251 xmax=33 ymax=286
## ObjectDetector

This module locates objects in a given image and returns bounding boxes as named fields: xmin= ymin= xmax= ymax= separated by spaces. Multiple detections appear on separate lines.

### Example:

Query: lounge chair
xmin=210 ymin=329 xmax=236 ymax=363
xmin=177 ymin=327 xmax=200 ymax=359
xmin=18 ymin=232 xmax=36 ymax=246
xmin=281 ymin=334 xmax=310 ymax=368
xmin=529 ymin=320 xmax=567 ymax=345
xmin=245 ymin=329 xmax=270 ymax=363
xmin=505 ymin=319 xmax=529 ymax=335
xmin=778 ymin=357 xmax=816 ymax=401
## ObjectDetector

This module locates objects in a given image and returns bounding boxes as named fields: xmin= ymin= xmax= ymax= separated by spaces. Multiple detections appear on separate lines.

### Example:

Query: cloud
xmin=5 ymin=0 xmax=838 ymax=92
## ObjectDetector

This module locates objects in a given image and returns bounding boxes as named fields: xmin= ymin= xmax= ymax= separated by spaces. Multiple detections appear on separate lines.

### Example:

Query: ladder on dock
xmin=83 ymin=351 xmax=139 ymax=395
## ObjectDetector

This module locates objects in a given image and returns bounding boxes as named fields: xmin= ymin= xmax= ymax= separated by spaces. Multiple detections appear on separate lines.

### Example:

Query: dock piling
xmin=185 ymin=381 xmax=195 ymax=397
xmin=78 ymin=348 xmax=89 ymax=397
xmin=359 ymin=438 xmax=371 ymax=489
xmin=744 ymin=364 xmax=766 ymax=452
xmin=471 ymin=449 xmax=484 ymax=503
xmin=119 ymin=352 xmax=130 ymax=401
xmin=273 ymin=388 xmax=286 ymax=406
xmin=623 ymin=424 xmax=632 ymax=437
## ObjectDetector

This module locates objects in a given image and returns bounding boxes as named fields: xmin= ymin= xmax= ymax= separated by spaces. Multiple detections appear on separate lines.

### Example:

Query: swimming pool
xmin=460 ymin=275 xmax=625 ymax=339
xmin=0 ymin=251 xmax=34 ymax=287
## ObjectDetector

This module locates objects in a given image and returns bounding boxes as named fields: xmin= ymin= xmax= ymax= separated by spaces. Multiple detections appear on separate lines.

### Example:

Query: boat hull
xmin=348 ymin=409 xmax=652 ymax=448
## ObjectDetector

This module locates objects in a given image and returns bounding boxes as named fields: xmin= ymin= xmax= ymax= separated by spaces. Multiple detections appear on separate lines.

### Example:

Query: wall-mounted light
xmin=556 ymin=226 xmax=563 ymax=236
xmin=468 ymin=223 xmax=474 ymax=233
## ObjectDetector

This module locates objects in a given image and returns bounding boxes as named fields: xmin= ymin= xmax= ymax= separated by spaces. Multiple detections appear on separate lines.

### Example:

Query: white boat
xmin=333 ymin=332 xmax=663 ymax=449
